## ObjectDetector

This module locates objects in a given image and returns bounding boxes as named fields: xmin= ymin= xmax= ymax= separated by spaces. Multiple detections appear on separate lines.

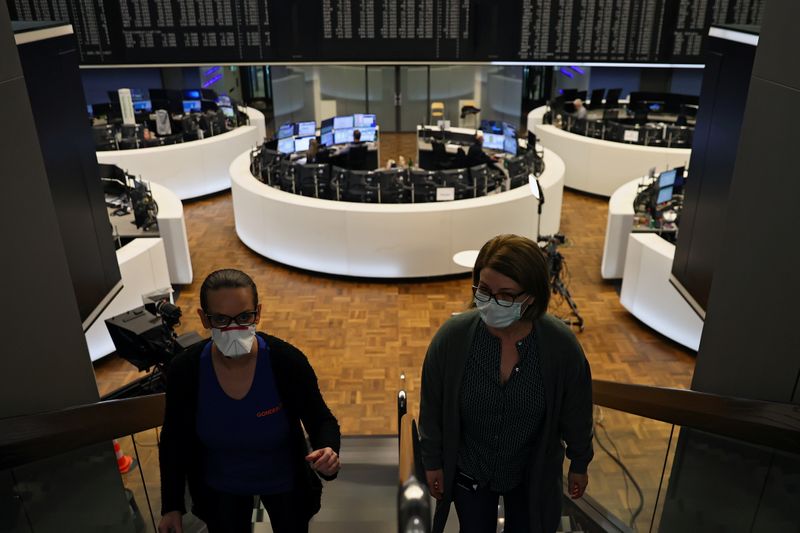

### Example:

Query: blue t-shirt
xmin=196 ymin=336 xmax=295 ymax=495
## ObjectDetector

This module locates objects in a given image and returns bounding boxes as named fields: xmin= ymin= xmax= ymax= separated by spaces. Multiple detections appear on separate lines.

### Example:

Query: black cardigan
xmin=158 ymin=332 xmax=341 ymax=520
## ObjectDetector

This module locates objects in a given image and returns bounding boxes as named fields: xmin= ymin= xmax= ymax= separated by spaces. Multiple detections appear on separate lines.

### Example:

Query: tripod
xmin=531 ymin=177 xmax=585 ymax=331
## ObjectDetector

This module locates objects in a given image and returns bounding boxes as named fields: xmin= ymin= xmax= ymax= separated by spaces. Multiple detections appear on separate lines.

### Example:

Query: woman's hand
xmin=568 ymin=472 xmax=588 ymax=499
xmin=426 ymin=469 xmax=444 ymax=500
xmin=306 ymin=447 xmax=341 ymax=477
xmin=157 ymin=511 xmax=183 ymax=533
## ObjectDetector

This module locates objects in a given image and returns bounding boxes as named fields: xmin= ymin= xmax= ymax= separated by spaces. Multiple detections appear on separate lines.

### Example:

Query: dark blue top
xmin=196 ymin=336 xmax=295 ymax=495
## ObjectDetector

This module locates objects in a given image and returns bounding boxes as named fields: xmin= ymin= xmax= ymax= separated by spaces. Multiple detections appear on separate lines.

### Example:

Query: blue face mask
xmin=474 ymin=297 xmax=526 ymax=328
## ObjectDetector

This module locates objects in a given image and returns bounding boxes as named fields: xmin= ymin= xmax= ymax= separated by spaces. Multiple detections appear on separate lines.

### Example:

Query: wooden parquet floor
xmin=95 ymin=133 xmax=696 ymax=527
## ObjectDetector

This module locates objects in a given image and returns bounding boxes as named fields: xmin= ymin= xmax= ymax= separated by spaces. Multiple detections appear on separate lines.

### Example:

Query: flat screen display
xmin=502 ymin=122 xmax=516 ymax=137
xmin=480 ymin=120 xmax=502 ymax=134
xmin=503 ymin=136 xmax=518 ymax=155
xmin=220 ymin=106 xmax=235 ymax=118
xmin=133 ymin=100 xmax=152 ymax=113
xmin=658 ymin=169 xmax=677 ymax=188
xmin=657 ymin=186 xmax=674 ymax=204
xmin=354 ymin=114 xmax=376 ymax=128
xmin=216 ymin=95 xmax=232 ymax=107
xmin=359 ymin=128 xmax=377 ymax=142
xmin=320 ymin=117 xmax=334 ymax=134
xmin=320 ymin=131 xmax=334 ymax=147
xmin=483 ymin=133 xmax=504 ymax=151
xmin=277 ymin=123 xmax=295 ymax=139
xmin=183 ymin=89 xmax=202 ymax=100
xmin=334 ymin=115 xmax=354 ymax=129
xmin=334 ymin=128 xmax=354 ymax=144
xmin=278 ymin=137 xmax=295 ymax=154
xmin=297 ymin=121 xmax=317 ymax=137
xmin=294 ymin=136 xmax=314 ymax=152
xmin=182 ymin=100 xmax=201 ymax=113
xmin=130 ymin=88 xmax=149 ymax=101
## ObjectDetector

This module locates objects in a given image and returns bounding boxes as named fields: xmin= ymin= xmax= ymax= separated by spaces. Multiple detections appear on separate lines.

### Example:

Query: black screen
xmin=8 ymin=0 xmax=765 ymax=65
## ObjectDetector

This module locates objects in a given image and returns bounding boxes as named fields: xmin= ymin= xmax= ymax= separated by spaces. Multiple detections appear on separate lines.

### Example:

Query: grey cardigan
xmin=419 ymin=311 xmax=594 ymax=533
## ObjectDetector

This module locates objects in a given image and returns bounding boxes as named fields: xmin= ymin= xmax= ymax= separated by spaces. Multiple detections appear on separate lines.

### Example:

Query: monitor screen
xmin=294 ymin=136 xmax=314 ymax=152
xmin=334 ymin=115 xmax=354 ymax=129
xmin=502 ymin=122 xmax=516 ymax=137
xmin=216 ymin=95 xmax=232 ymax=107
xmin=480 ymin=120 xmax=502 ymax=134
xmin=483 ymin=133 xmax=504 ymax=150
xmin=277 ymin=123 xmax=295 ymax=139
xmin=503 ymin=136 xmax=518 ymax=155
xmin=658 ymin=169 xmax=677 ymax=188
xmin=87 ymin=104 xmax=93 ymax=116
xmin=359 ymin=127 xmax=377 ymax=142
xmin=657 ymin=185 xmax=674 ymax=204
xmin=183 ymin=89 xmax=202 ymax=100
xmin=133 ymin=100 xmax=152 ymax=113
xmin=297 ymin=121 xmax=317 ymax=137
xmin=354 ymin=113 xmax=376 ymax=128
xmin=182 ymin=100 xmax=201 ymax=113
xmin=334 ymin=128 xmax=354 ymax=145
xmin=320 ymin=117 xmax=334 ymax=134
xmin=129 ymin=88 xmax=149 ymax=102
xmin=278 ymin=137 xmax=295 ymax=154
xmin=320 ymin=131 xmax=334 ymax=147
xmin=220 ymin=106 xmax=235 ymax=118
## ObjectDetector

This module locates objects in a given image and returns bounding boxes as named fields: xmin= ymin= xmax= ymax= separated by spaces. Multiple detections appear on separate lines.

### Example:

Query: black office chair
xmin=330 ymin=166 xmax=348 ymax=201
xmin=377 ymin=168 xmax=411 ymax=203
xmin=441 ymin=168 xmax=476 ymax=200
xmin=118 ymin=138 xmax=138 ymax=150
xmin=278 ymin=160 xmax=297 ymax=194
xmin=297 ymin=164 xmax=330 ymax=198
xmin=469 ymin=164 xmax=490 ymax=197
xmin=259 ymin=148 xmax=285 ymax=186
xmin=92 ymin=125 xmax=118 ymax=151
xmin=410 ymin=169 xmax=441 ymax=203
xmin=347 ymin=144 xmax=370 ymax=171
xmin=344 ymin=170 xmax=380 ymax=203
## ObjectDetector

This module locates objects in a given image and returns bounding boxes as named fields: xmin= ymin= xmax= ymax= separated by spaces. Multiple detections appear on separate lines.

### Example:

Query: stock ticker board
xmin=8 ymin=0 xmax=764 ymax=65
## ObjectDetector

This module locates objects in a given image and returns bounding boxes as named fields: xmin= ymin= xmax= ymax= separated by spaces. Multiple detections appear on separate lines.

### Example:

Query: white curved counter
xmin=97 ymin=125 xmax=261 ymax=200
xmin=150 ymin=182 xmax=193 ymax=284
xmin=243 ymin=106 xmax=267 ymax=141
xmin=601 ymin=178 xmax=642 ymax=279
xmin=230 ymin=149 xmax=566 ymax=278
xmin=529 ymin=106 xmax=691 ymax=197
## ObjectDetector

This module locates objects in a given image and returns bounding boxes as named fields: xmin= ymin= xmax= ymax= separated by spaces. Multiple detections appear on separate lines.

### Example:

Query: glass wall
xmin=270 ymin=65 xmax=524 ymax=133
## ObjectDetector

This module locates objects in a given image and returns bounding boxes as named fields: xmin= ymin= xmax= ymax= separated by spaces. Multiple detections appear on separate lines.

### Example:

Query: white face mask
xmin=211 ymin=325 xmax=256 ymax=358
xmin=474 ymin=297 xmax=526 ymax=329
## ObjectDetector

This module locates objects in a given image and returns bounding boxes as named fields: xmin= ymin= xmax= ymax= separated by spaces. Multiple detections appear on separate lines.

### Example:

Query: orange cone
xmin=114 ymin=439 xmax=134 ymax=474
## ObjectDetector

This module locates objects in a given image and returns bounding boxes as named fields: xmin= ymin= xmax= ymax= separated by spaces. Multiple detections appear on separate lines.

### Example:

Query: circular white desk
xmin=230 ymin=149 xmax=566 ymax=278
xmin=97 ymin=124 xmax=261 ymax=201
xmin=149 ymin=182 xmax=193 ymax=284
xmin=243 ymin=106 xmax=267 ymax=141
xmin=528 ymin=106 xmax=691 ymax=197
xmin=601 ymin=178 xmax=642 ymax=279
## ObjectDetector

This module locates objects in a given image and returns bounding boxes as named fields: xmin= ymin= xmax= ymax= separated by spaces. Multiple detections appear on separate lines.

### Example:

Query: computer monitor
xmin=133 ymin=100 xmax=153 ymax=113
xmin=354 ymin=113 xmax=376 ymax=128
xmin=359 ymin=127 xmax=377 ymax=142
xmin=220 ymin=106 xmax=235 ymax=118
xmin=277 ymin=123 xmax=295 ymax=139
xmin=320 ymin=117 xmax=334 ymax=134
xmin=657 ymin=185 xmax=674 ymax=204
xmin=483 ymin=133 xmax=504 ymax=150
xmin=658 ymin=169 xmax=677 ymax=188
xmin=278 ymin=137 xmax=295 ymax=154
xmin=182 ymin=100 xmax=201 ymax=113
xmin=506 ymin=155 xmax=527 ymax=178
xmin=294 ymin=136 xmax=314 ymax=152
xmin=334 ymin=128 xmax=354 ymax=145
xmin=216 ymin=95 xmax=232 ymax=107
xmin=183 ymin=89 xmax=202 ymax=100
xmin=502 ymin=122 xmax=516 ymax=137
xmin=87 ymin=104 xmax=93 ymax=116
xmin=480 ymin=120 xmax=502 ymax=134
xmin=605 ymin=88 xmax=622 ymax=107
xmin=334 ymin=115 xmax=354 ymax=129
xmin=320 ymin=131 xmax=334 ymax=147
xmin=297 ymin=121 xmax=317 ymax=137
xmin=503 ymin=136 xmax=518 ymax=155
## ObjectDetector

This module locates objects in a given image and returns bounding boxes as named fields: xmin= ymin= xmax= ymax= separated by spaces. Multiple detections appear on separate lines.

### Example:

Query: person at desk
xmin=573 ymin=98 xmax=588 ymax=120
xmin=306 ymin=138 xmax=330 ymax=164
xmin=341 ymin=129 xmax=369 ymax=170
xmin=467 ymin=132 xmax=499 ymax=168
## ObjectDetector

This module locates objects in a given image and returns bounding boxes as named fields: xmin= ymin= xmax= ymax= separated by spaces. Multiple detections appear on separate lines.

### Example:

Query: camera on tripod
xmin=104 ymin=289 xmax=204 ymax=396
xmin=537 ymin=233 xmax=584 ymax=331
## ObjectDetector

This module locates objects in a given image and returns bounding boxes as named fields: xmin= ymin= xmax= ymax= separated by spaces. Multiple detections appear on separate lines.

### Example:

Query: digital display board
xmin=8 ymin=0 xmax=764 ymax=65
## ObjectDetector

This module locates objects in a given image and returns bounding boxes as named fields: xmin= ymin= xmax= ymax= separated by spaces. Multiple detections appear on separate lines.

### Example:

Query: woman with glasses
xmin=158 ymin=269 xmax=340 ymax=533
xmin=419 ymin=234 xmax=593 ymax=533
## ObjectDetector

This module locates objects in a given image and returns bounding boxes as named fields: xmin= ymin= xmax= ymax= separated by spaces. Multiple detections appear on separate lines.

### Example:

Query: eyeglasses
xmin=205 ymin=311 xmax=258 ymax=328
xmin=472 ymin=286 xmax=526 ymax=308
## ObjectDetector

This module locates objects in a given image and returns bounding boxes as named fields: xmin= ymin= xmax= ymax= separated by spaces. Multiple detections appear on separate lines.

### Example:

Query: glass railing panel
xmin=564 ymin=406 xmax=677 ymax=532
xmin=117 ymin=431 xmax=157 ymax=532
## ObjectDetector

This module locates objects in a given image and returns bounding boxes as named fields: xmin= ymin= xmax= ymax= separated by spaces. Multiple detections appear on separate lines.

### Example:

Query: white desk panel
xmin=531 ymin=106 xmax=691 ymax=197
xmin=230 ymin=149 xmax=565 ymax=278
xmin=97 ymin=125 xmax=261 ymax=200
xmin=243 ymin=106 xmax=267 ymax=141
xmin=619 ymin=233 xmax=703 ymax=351
xmin=85 ymin=238 xmax=172 ymax=361
xmin=150 ymin=182 xmax=192 ymax=284
xmin=601 ymin=178 xmax=642 ymax=279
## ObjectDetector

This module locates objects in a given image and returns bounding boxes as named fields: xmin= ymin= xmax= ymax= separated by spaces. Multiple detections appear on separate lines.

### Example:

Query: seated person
xmin=573 ymin=98 xmax=588 ymax=120
xmin=343 ymin=129 xmax=369 ymax=170
xmin=467 ymin=132 xmax=498 ymax=168
xmin=305 ymin=138 xmax=330 ymax=164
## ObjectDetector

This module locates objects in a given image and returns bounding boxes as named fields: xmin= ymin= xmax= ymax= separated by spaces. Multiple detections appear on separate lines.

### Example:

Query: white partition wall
xmin=230 ymin=149 xmax=566 ymax=278
xmin=601 ymin=179 xmax=641 ymax=279
xmin=97 ymin=125 xmax=261 ymax=200
xmin=150 ymin=182 xmax=192 ymax=284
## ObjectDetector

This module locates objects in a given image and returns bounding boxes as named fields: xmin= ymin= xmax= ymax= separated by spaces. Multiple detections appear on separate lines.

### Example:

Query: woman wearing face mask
xmin=158 ymin=269 xmax=340 ymax=533
xmin=419 ymin=234 xmax=593 ymax=533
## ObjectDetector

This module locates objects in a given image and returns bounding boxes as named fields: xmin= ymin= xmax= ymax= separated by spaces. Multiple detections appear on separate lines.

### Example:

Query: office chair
xmin=345 ymin=170 xmax=380 ymax=203
xmin=278 ymin=160 xmax=297 ymax=194
xmin=92 ymin=124 xmax=118 ymax=151
xmin=330 ymin=166 xmax=348 ymax=201
xmin=431 ymin=101 xmax=445 ymax=124
xmin=410 ymin=169 xmax=441 ymax=203
xmin=441 ymin=168 xmax=476 ymax=199
xmin=297 ymin=164 xmax=330 ymax=198
xmin=377 ymin=168 xmax=411 ymax=203
xmin=118 ymin=138 xmax=138 ymax=150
